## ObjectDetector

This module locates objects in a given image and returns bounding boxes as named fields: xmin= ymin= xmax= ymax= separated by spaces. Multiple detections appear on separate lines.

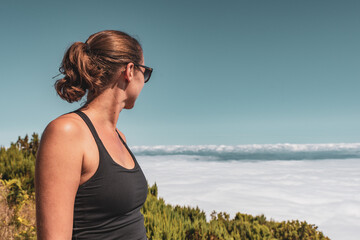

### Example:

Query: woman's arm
xmin=35 ymin=117 xmax=84 ymax=240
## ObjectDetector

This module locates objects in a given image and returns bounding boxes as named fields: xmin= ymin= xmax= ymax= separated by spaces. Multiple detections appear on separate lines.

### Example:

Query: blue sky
xmin=1 ymin=0 xmax=359 ymax=146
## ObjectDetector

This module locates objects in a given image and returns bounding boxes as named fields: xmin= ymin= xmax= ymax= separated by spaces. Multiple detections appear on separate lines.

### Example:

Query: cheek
xmin=137 ymin=79 xmax=145 ymax=92
xmin=136 ymin=85 xmax=143 ymax=98
xmin=132 ymin=82 xmax=143 ymax=98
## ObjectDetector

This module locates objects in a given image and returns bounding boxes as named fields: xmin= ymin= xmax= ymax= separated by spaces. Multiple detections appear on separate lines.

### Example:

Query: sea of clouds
xmin=133 ymin=143 xmax=360 ymax=240
xmin=132 ymin=143 xmax=360 ymax=160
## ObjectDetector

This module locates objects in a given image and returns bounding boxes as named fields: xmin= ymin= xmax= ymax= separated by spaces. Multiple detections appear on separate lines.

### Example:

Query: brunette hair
xmin=55 ymin=30 xmax=143 ymax=103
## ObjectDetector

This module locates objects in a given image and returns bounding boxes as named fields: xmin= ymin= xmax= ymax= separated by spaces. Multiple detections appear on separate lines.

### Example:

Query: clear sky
xmin=1 ymin=0 xmax=359 ymax=146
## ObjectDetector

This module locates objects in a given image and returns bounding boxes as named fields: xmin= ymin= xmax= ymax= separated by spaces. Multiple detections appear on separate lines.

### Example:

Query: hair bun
xmin=55 ymin=41 xmax=101 ymax=103
xmin=55 ymin=76 xmax=86 ymax=103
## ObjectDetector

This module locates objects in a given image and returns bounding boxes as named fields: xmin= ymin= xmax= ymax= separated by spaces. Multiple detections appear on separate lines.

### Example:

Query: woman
xmin=35 ymin=30 xmax=153 ymax=239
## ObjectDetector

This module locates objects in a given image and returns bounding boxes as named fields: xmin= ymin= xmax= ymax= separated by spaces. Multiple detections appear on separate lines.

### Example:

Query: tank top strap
xmin=115 ymin=130 xmax=139 ymax=167
xmin=73 ymin=110 xmax=102 ymax=146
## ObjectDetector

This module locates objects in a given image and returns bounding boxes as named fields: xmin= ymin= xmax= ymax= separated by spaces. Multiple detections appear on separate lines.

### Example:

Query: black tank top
xmin=72 ymin=111 xmax=148 ymax=240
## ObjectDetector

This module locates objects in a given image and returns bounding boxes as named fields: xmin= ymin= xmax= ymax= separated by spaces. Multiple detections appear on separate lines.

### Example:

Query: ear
xmin=124 ymin=62 xmax=135 ymax=82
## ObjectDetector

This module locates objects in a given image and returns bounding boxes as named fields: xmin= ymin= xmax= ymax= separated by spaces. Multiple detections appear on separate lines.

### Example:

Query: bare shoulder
xmin=42 ymin=113 xmax=85 ymax=140
xmin=36 ymin=112 xmax=86 ymax=197
xmin=37 ymin=112 xmax=87 ymax=165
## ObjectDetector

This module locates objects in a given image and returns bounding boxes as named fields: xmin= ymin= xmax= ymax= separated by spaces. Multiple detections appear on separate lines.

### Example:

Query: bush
xmin=142 ymin=184 xmax=330 ymax=240
xmin=0 ymin=179 xmax=36 ymax=239
xmin=0 ymin=133 xmax=38 ymax=193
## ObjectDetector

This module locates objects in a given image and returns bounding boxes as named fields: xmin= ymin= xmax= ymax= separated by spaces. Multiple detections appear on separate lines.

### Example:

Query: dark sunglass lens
xmin=144 ymin=69 xmax=151 ymax=83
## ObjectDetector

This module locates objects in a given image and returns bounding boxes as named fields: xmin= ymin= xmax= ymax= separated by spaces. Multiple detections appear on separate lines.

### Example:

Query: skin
xmin=35 ymin=60 xmax=146 ymax=240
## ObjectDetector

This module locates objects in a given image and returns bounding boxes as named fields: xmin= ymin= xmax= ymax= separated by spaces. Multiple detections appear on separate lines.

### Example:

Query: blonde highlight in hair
xmin=55 ymin=30 xmax=143 ymax=103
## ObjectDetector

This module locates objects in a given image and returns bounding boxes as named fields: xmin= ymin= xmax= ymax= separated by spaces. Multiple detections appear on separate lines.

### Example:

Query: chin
xmin=124 ymin=98 xmax=137 ymax=109
xmin=124 ymin=103 xmax=135 ymax=109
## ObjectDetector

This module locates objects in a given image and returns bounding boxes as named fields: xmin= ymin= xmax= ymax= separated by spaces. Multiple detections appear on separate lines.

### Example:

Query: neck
xmin=81 ymin=88 xmax=126 ymax=130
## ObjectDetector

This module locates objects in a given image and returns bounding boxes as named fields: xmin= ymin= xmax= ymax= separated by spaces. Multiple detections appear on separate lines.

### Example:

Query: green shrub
xmin=141 ymin=184 xmax=329 ymax=240
xmin=0 ymin=133 xmax=38 ymax=193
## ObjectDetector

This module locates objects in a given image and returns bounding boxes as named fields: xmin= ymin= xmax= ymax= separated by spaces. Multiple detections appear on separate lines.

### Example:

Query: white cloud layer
xmin=137 ymin=153 xmax=360 ymax=240
xmin=132 ymin=143 xmax=360 ymax=160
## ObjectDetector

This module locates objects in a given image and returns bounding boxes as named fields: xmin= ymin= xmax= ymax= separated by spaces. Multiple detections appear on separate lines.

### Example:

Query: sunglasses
xmin=133 ymin=63 xmax=153 ymax=83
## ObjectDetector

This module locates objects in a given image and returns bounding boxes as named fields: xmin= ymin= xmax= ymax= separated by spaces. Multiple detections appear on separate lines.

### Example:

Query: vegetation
xmin=142 ymin=184 xmax=329 ymax=240
xmin=0 ymin=134 xmax=330 ymax=239
xmin=0 ymin=179 xmax=36 ymax=240
xmin=0 ymin=133 xmax=38 ymax=193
